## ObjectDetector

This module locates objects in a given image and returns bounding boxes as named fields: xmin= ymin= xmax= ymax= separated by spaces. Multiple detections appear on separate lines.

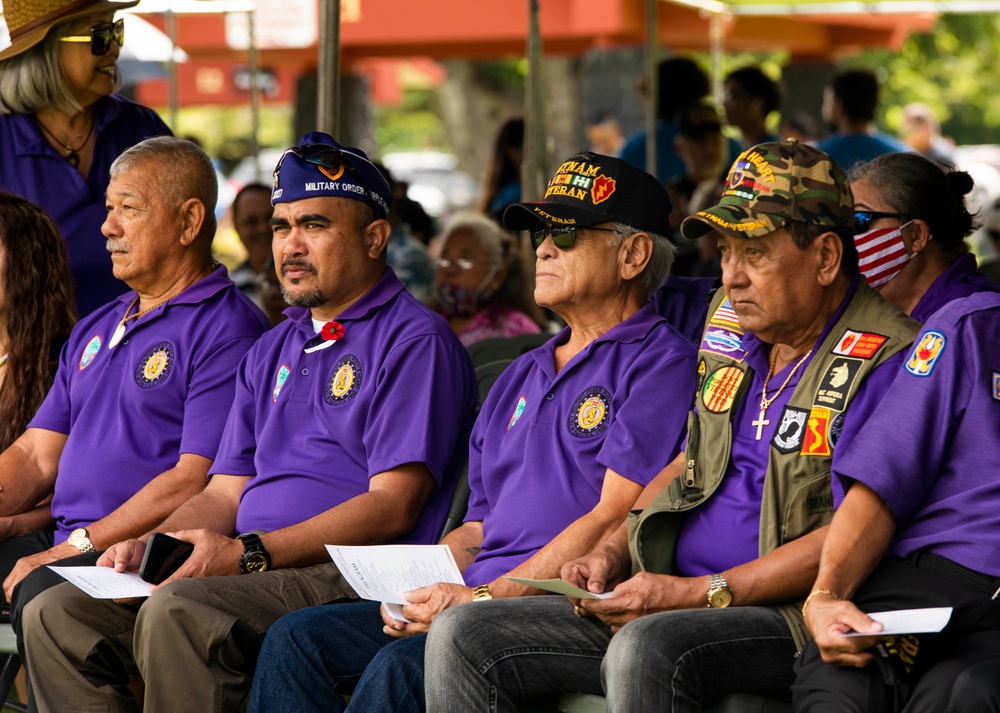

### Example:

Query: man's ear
xmin=366 ymin=219 xmax=392 ymax=259
xmin=815 ymin=231 xmax=844 ymax=287
xmin=178 ymin=198 xmax=206 ymax=246
xmin=620 ymin=232 xmax=653 ymax=282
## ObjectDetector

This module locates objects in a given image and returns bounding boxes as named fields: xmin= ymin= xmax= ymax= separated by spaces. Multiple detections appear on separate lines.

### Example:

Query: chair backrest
xmin=466 ymin=332 xmax=551 ymax=369
xmin=437 ymin=358 xmax=515 ymax=541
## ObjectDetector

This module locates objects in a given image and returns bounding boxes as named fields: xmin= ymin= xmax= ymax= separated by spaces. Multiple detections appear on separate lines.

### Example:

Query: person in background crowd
xmin=847 ymin=152 xmax=995 ymax=321
xmin=0 ymin=192 xmax=76 ymax=547
xmin=899 ymin=102 xmax=955 ymax=169
xmin=21 ymin=132 xmax=476 ymax=713
xmin=723 ymin=66 xmax=781 ymax=148
xmin=376 ymin=163 xmax=436 ymax=303
xmin=621 ymin=56 xmax=740 ymax=183
xmin=817 ymin=68 xmax=910 ymax=170
xmin=980 ymin=196 xmax=1000 ymax=285
xmin=0 ymin=0 xmax=172 ymax=316
xmin=229 ymin=183 xmax=274 ymax=307
xmin=478 ymin=117 xmax=524 ymax=223
xmin=246 ymin=150 xmax=696 ymax=713
xmin=425 ymin=141 xmax=919 ymax=713
xmin=779 ymin=111 xmax=818 ymax=144
xmin=433 ymin=212 xmax=541 ymax=346
xmin=586 ymin=111 xmax=625 ymax=157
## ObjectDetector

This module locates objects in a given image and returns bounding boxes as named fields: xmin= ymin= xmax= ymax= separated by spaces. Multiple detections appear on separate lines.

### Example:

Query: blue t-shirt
xmin=816 ymin=131 xmax=911 ymax=172
xmin=0 ymin=95 xmax=172 ymax=316
xmin=621 ymin=120 xmax=742 ymax=183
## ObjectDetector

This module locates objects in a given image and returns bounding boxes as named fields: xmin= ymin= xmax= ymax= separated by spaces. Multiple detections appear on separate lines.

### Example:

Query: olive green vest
xmin=628 ymin=282 xmax=919 ymax=650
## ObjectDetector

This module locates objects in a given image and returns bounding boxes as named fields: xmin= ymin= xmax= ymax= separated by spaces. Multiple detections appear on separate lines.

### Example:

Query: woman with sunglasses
xmin=848 ymin=152 xmax=997 ymax=321
xmin=433 ymin=212 xmax=543 ymax=346
xmin=0 ymin=0 xmax=171 ymax=317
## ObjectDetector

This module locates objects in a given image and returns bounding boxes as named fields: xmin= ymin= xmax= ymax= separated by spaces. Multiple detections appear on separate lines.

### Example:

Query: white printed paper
xmin=505 ymin=576 xmax=615 ymax=599
xmin=325 ymin=543 xmax=465 ymax=618
xmin=844 ymin=607 xmax=953 ymax=637
xmin=48 ymin=566 xmax=153 ymax=599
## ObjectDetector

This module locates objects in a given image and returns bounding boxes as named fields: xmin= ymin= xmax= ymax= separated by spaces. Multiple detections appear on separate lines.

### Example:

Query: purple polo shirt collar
xmin=911 ymin=253 xmax=997 ymax=324
xmin=114 ymin=264 xmax=232 ymax=316
xmin=283 ymin=267 xmax=404 ymax=337
xmin=532 ymin=301 xmax=664 ymax=380
xmin=11 ymin=94 xmax=123 ymax=158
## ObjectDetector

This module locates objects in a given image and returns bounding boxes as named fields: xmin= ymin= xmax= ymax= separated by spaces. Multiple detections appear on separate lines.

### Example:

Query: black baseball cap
xmin=677 ymin=101 xmax=723 ymax=139
xmin=502 ymin=151 xmax=672 ymax=236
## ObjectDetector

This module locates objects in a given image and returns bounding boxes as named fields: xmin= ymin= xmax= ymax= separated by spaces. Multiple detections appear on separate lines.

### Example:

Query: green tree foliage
xmin=850 ymin=13 xmax=1000 ymax=145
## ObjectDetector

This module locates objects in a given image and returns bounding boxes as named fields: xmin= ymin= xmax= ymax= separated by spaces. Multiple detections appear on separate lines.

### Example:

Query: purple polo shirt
xmin=834 ymin=291 xmax=1000 ymax=576
xmin=674 ymin=278 xmax=903 ymax=577
xmin=212 ymin=268 xmax=476 ymax=544
xmin=910 ymin=253 xmax=996 ymax=325
xmin=462 ymin=302 xmax=696 ymax=585
xmin=30 ymin=266 xmax=269 ymax=543
xmin=654 ymin=275 xmax=717 ymax=346
xmin=0 ymin=94 xmax=172 ymax=316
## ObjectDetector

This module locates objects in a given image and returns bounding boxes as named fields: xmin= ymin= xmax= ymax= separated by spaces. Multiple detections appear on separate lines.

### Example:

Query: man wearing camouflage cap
xmin=425 ymin=141 xmax=920 ymax=712
xmin=22 ymin=133 xmax=477 ymax=713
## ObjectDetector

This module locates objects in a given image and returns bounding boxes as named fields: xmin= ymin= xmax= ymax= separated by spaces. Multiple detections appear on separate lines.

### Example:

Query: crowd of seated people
xmin=0 ymin=5 xmax=998 ymax=710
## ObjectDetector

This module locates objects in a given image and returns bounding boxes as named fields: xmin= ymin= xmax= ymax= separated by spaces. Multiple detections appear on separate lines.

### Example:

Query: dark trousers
xmin=792 ymin=556 xmax=1000 ymax=713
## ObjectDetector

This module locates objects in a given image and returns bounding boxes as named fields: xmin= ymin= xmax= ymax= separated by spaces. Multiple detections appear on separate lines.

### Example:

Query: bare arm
xmin=0 ymin=504 xmax=54 ymax=542
xmin=440 ymin=521 xmax=485 ymax=573
xmin=0 ymin=429 xmax=66 ymax=517
xmin=803 ymin=482 xmax=897 ymax=667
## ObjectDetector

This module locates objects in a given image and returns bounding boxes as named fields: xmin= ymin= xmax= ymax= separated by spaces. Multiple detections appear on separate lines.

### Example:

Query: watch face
xmin=709 ymin=588 xmax=733 ymax=608
xmin=243 ymin=552 xmax=269 ymax=573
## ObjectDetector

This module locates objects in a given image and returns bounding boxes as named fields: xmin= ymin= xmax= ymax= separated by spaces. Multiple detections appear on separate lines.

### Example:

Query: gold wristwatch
xmin=706 ymin=573 xmax=733 ymax=608
xmin=472 ymin=584 xmax=493 ymax=601
xmin=68 ymin=528 xmax=96 ymax=553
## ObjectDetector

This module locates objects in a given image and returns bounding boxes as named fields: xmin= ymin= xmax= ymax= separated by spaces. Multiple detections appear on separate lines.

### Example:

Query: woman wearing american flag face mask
xmin=847 ymin=152 xmax=997 ymax=323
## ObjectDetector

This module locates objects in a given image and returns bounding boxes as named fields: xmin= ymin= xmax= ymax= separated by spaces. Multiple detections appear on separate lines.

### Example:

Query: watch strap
xmin=238 ymin=533 xmax=271 ymax=574
xmin=472 ymin=584 xmax=493 ymax=601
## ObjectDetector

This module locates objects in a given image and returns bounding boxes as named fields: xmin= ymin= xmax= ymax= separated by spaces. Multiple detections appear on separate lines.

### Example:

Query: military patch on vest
xmin=325 ymin=355 xmax=362 ymax=406
xmin=708 ymin=297 xmax=742 ymax=331
xmin=771 ymin=406 xmax=809 ymax=454
xmin=832 ymin=330 xmax=888 ymax=359
xmin=829 ymin=411 xmax=845 ymax=449
xmin=568 ymin=386 xmax=612 ymax=438
xmin=272 ymin=364 xmax=290 ymax=402
xmin=905 ymin=331 xmax=946 ymax=377
xmin=800 ymin=407 xmax=832 ymax=457
xmin=79 ymin=335 xmax=101 ymax=370
xmin=805 ymin=493 xmax=834 ymax=515
xmin=508 ymin=395 xmax=527 ymax=431
xmin=696 ymin=359 xmax=707 ymax=392
xmin=701 ymin=365 xmax=744 ymax=413
xmin=993 ymin=372 xmax=1000 ymax=402
xmin=135 ymin=342 xmax=174 ymax=389
xmin=700 ymin=327 xmax=746 ymax=360
xmin=813 ymin=357 xmax=862 ymax=412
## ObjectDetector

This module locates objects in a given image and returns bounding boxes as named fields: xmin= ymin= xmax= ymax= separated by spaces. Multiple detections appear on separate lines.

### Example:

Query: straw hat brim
xmin=0 ymin=0 xmax=139 ymax=63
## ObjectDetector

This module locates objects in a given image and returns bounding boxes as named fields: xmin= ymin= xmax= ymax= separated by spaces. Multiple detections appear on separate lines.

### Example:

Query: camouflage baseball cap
xmin=680 ymin=140 xmax=853 ymax=240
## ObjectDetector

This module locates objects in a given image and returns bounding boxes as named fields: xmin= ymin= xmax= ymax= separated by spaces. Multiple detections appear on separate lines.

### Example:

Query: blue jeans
xmin=246 ymin=600 xmax=427 ymax=713
xmin=425 ymin=596 xmax=798 ymax=713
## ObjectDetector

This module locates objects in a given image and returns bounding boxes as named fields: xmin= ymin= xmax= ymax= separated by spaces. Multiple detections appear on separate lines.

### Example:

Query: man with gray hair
xmin=0 ymin=135 xmax=269 ymax=619
xmin=245 ymin=151 xmax=698 ymax=713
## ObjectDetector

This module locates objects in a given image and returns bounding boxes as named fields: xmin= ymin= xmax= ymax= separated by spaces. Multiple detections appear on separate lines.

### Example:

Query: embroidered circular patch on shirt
xmin=568 ymin=386 xmax=612 ymax=438
xmin=135 ymin=342 xmax=174 ymax=389
xmin=325 ymin=354 xmax=362 ymax=405
xmin=701 ymin=365 xmax=744 ymax=413
xmin=79 ymin=335 xmax=102 ymax=370
xmin=272 ymin=364 xmax=290 ymax=403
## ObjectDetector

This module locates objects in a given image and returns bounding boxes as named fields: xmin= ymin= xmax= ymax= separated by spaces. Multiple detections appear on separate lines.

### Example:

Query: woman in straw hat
xmin=0 ymin=0 xmax=171 ymax=316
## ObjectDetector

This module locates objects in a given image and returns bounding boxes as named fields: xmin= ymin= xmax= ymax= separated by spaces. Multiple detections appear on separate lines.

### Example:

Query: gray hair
xmin=611 ymin=222 xmax=676 ymax=300
xmin=111 ymin=137 xmax=219 ymax=240
xmin=0 ymin=18 xmax=122 ymax=115
xmin=439 ymin=212 xmax=505 ymax=266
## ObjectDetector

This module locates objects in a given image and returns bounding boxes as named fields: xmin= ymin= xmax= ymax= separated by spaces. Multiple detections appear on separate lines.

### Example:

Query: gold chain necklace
xmin=752 ymin=346 xmax=813 ymax=440
xmin=108 ymin=293 xmax=177 ymax=349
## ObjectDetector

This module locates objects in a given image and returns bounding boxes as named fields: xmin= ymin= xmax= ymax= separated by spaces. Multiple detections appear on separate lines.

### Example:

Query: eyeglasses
xmin=854 ymin=210 xmax=905 ymax=234
xmin=274 ymin=143 xmax=376 ymax=212
xmin=435 ymin=258 xmax=478 ymax=271
xmin=529 ymin=225 xmax=618 ymax=251
xmin=60 ymin=19 xmax=124 ymax=56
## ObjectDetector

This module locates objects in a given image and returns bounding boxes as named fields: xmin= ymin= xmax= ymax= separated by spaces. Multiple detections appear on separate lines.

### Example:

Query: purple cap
xmin=270 ymin=132 xmax=392 ymax=219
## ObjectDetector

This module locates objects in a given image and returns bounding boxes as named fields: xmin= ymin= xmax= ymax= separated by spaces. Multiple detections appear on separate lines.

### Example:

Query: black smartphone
xmin=139 ymin=532 xmax=194 ymax=584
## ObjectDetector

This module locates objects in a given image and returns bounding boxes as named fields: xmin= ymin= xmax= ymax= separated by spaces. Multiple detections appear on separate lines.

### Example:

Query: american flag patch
xmin=709 ymin=298 xmax=741 ymax=330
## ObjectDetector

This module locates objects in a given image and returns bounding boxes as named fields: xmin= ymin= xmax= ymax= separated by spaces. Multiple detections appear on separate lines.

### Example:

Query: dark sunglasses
xmin=273 ymin=144 xmax=377 ymax=210
xmin=60 ymin=18 xmax=124 ymax=56
xmin=854 ymin=210 xmax=905 ymax=234
xmin=529 ymin=225 xmax=617 ymax=251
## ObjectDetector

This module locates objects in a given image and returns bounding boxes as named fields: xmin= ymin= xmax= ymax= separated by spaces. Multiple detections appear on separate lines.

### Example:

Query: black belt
xmin=903 ymin=551 xmax=1000 ymax=600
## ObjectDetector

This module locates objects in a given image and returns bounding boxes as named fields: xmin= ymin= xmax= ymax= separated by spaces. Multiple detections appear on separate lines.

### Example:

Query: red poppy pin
xmin=305 ymin=321 xmax=345 ymax=354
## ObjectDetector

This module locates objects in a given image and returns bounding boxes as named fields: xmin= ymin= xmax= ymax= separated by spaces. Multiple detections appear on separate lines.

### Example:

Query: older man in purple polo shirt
xmin=425 ymin=141 xmax=921 ymax=713
xmin=0 ymin=135 xmax=269 ymax=603
xmin=245 ymin=150 xmax=697 ymax=713
xmin=22 ymin=132 xmax=476 ymax=713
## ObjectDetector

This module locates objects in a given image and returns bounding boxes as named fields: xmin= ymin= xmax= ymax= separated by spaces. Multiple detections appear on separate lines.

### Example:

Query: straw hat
xmin=0 ymin=0 xmax=139 ymax=63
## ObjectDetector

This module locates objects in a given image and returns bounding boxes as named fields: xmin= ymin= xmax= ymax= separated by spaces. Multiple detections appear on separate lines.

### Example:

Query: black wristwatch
xmin=238 ymin=533 xmax=271 ymax=574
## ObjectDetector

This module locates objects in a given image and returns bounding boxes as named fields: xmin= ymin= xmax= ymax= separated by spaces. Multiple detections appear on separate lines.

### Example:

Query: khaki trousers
xmin=23 ymin=562 xmax=357 ymax=713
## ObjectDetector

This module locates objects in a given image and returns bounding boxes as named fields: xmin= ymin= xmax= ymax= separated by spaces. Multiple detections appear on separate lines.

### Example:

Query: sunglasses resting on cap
xmin=59 ymin=18 xmax=124 ymax=56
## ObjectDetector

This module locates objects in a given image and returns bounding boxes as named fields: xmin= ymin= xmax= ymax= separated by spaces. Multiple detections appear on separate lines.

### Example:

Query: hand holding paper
xmin=843 ymin=607 xmax=952 ymax=637
xmin=505 ymin=576 xmax=614 ymax=599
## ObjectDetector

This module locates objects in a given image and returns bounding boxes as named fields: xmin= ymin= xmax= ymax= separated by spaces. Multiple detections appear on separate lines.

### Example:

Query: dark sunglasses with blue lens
xmin=854 ymin=210 xmax=905 ymax=235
